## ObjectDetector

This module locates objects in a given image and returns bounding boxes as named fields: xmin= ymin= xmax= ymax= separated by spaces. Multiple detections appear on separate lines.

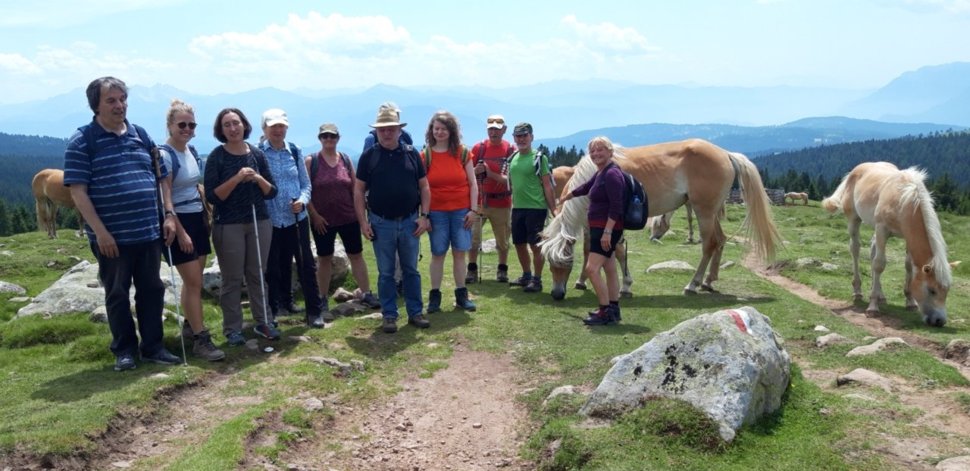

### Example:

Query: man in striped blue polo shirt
xmin=64 ymin=76 xmax=182 ymax=372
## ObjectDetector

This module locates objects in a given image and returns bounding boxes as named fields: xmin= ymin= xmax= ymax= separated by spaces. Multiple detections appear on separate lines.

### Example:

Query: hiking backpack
xmin=621 ymin=170 xmax=648 ymax=230
xmin=308 ymin=151 xmax=354 ymax=180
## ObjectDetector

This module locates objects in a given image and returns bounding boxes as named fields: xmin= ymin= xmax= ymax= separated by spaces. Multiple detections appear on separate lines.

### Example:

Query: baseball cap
xmin=262 ymin=108 xmax=288 ymax=127
xmin=512 ymin=122 xmax=533 ymax=136
xmin=318 ymin=123 xmax=339 ymax=136
xmin=486 ymin=114 xmax=506 ymax=129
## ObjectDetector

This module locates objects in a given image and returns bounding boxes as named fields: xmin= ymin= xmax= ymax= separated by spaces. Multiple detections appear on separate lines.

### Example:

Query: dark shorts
xmin=163 ymin=211 xmax=212 ymax=266
xmin=589 ymin=227 xmax=624 ymax=258
xmin=312 ymin=221 xmax=364 ymax=257
xmin=511 ymin=208 xmax=548 ymax=245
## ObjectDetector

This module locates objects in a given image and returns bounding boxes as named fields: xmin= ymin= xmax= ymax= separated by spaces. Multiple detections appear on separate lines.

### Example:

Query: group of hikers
xmin=64 ymin=76 xmax=629 ymax=372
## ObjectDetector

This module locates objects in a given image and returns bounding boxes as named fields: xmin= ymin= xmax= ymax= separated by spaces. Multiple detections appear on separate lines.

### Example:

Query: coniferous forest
xmin=2 ymin=130 xmax=970 ymax=236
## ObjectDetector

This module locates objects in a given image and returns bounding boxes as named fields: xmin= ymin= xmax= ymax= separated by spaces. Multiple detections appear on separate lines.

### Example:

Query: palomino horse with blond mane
xmin=551 ymin=165 xmax=633 ymax=293
xmin=822 ymin=162 xmax=955 ymax=327
xmin=32 ymin=168 xmax=84 ymax=239
xmin=541 ymin=139 xmax=781 ymax=300
xmin=785 ymin=192 xmax=808 ymax=205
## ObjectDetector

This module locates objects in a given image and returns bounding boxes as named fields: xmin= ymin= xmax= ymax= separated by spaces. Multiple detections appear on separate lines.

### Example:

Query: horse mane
xmin=899 ymin=166 xmax=952 ymax=287
xmin=539 ymin=154 xmax=601 ymax=265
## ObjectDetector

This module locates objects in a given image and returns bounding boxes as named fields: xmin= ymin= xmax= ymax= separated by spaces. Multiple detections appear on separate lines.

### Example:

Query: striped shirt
xmin=63 ymin=120 xmax=166 ymax=245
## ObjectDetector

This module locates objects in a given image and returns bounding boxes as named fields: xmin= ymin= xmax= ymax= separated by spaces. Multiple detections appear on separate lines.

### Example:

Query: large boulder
xmin=16 ymin=261 xmax=106 ymax=318
xmin=579 ymin=306 xmax=791 ymax=442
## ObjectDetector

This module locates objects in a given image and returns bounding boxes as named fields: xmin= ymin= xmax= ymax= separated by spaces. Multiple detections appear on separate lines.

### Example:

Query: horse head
xmin=910 ymin=261 xmax=957 ymax=327
xmin=648 ymin=213 xmax=672 ymax=241
xmin=541 ymin=230 xmax=577 ymax=301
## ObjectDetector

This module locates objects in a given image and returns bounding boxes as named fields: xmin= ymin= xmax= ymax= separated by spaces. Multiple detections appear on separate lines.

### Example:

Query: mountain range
xmin=0 ymin=62 xmax=968 ymax=157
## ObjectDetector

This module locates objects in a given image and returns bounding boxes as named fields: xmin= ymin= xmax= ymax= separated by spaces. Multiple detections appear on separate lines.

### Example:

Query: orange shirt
xmin=422 ymin=147 xmax=472 ymax=211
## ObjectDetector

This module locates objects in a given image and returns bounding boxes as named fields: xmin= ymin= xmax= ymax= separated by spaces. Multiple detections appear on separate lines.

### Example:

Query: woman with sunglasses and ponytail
xmin=159 ymin=99 xmax=225 ymax=361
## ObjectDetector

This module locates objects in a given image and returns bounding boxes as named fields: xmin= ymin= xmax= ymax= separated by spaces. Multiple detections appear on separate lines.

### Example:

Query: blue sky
xmin=0 ymin=0 xmax=968 ymax=104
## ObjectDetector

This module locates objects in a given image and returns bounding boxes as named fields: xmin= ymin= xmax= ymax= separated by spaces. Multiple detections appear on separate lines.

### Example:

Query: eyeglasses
xmin=319 ymin=134 xmax=339 ymax=140
xmin=177 ymin=122 xmax=197 ymax=130
xmin=487 ymin=118 xmax=505 ymax=124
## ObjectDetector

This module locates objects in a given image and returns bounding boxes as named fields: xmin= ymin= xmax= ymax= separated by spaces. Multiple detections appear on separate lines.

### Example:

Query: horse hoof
xmin=574 ymin=282 xmax=587 ymax=290
xmin=700 ymin=284 xmax=719 ymax=293
xmin=620 ymin=291 xmax=633 ymax=299
xmin=865 ymin=309 xmax=880 ymax=318
xmin=683 ymin=288 xmax=698 ymax=296
xmin=650 ymin=238 xmax=663 ymax=245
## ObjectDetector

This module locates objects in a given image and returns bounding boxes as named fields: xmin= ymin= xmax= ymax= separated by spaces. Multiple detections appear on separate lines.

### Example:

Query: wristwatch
xmin=420 ymin=212 xmax=429 ymax=218
xmin=164 ymin=210 xmax=176 ymax=218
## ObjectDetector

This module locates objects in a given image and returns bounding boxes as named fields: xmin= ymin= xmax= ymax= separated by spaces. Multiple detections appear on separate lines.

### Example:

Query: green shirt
xmin=509 ymin=149 xmax=550 ymax=209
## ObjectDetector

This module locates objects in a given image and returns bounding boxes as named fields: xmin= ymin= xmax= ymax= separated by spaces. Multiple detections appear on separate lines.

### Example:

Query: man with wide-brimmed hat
xmin=353 ymin=105 xmax=431 ymax=333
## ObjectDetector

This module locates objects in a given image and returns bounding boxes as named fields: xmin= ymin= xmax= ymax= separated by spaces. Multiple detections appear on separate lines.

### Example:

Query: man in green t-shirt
xmin=507 ymin=122 xmax=556 ymax=293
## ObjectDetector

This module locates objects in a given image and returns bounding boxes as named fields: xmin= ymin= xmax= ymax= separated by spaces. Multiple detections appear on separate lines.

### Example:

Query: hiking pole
xmin=152 ymin=148 xmax=188 ymax=366
xmin=290 ymin=198 xmax=306 ymax=314
xmin=252 ymin=203 xmax=272 ymax=344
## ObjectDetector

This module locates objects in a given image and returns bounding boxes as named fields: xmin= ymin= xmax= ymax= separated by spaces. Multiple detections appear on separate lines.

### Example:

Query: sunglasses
xmin=176 ymin=122 xmax=198 ymax=130
xmin=487 ymin=118 xmax=505 ymax=124
xmin=319 ymin=133 xmax=339 ymax=140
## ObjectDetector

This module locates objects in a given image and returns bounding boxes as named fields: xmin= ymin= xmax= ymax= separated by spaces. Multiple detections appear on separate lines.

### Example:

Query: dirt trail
xmin=282 ymin=345 xmax=533 ymax=470
xmin=58 ymin=343 xmax=533 ymax=471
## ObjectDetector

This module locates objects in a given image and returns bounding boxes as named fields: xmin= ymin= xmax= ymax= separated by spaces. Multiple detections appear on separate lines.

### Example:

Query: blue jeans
xmin=428 ymin=209 xmax=472 ymax=256
xmin=369 ymin=211 xmax=422 ymax=320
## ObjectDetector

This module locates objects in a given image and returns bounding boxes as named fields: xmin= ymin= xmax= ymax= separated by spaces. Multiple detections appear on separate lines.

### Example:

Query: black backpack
xmin=621 ymin=170 xmax=648 ymax=230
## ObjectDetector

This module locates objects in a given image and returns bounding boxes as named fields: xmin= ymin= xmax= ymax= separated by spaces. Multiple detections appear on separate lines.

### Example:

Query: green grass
xmin=1 ymin=205 xmax=969 ymax=469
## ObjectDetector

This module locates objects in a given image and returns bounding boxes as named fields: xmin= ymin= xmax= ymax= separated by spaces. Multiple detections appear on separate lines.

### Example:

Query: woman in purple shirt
xmin=559 ymin=136 xmax=625 ymax=326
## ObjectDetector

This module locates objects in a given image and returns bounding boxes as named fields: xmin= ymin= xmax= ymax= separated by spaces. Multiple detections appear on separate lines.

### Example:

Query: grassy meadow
xmin=0 ymin=200 xmax=968 ymax=470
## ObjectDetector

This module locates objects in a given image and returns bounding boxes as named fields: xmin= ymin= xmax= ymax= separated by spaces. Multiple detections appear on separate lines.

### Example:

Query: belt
xmin=484 ymin=191 xmax=512 ymax=198
xmin=370 ymin=210 xmax=417 ymax=221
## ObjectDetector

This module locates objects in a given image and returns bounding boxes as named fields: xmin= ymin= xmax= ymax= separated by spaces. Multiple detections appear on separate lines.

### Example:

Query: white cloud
xmin=560 ymin=14 xmax=657 ymax=53
xmin=181 ymin=12 xmax=662 ymax=92
xmin=0 ymin=53 xmax=42 ymax=74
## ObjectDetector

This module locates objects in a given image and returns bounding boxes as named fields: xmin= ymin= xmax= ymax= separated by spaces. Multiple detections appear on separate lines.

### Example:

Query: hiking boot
xmin=321 ymin=307 xmax=336 ymax=323
xmin=523 ymin=278 xmax=543 ymax=293
xmin=225 ymin=331 xmax=246 ymax=346
xmin=306 ymin=313 xmax=326 ymax=329
xmin=427 ymin=289 xmax=442 ymax=314
xmin=509 ymin=274 xmax=531 ymax=287
xmin=253 ymin=323 xmax=281 ymax=340
xmin=142 ymin=348 xmax=182 ymax=365
xmin=193 ymin=330 xmax=226 ymax=361
xmin=455 ymin=287 xmax=476 ymax=311
xmin=610 ymin=304 xmax=622 ymax=322
xmin=361 ymin=291 xmax=381 ymax=309
xmin=181 ymin=323 xmax=194 ymax=341
xmin=382 ymin=317 xmax=398 ymax=334
xmin=465 ymin=268 xmax=478 ymax=285
xmin=114 ymin=353 xmax=136 ymax=372
xmin=583 ymin=307 xmax=616 ymax=326
xmin=281 ymin=301 xmax=304 ymax=314
xmin=408 ymin=314 xmax=431 ymax=329
xmin=496 ymin=265 xmax=509 ymax=283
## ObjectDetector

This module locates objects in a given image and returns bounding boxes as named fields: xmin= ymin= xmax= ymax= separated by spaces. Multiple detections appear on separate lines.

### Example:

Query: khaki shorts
xmin=471 ymin=206 xmax=511 ymax=254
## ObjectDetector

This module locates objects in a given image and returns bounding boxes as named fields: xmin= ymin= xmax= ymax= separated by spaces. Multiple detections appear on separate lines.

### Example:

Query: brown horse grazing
xmin=822 ymin=162 xmax=956 ymax=327
xmin=32 ymin=169 xmax=84 ymax=239
xmin=551 ymin=165 xmax=632 ymax=296
xmin=785 ymin=191 xmax=808 ymax=205
xmin=648 ymin=203 xmax=696 ymax=243
xmin=541 ymin=139 xmax=781 ymax=299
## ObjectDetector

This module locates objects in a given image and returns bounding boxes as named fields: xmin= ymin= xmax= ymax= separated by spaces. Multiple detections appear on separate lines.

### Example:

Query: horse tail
xmin=821 ymin=176 xmax=850 ymax=214
xmin=729 ymin=152 xmax=782 ymax=262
